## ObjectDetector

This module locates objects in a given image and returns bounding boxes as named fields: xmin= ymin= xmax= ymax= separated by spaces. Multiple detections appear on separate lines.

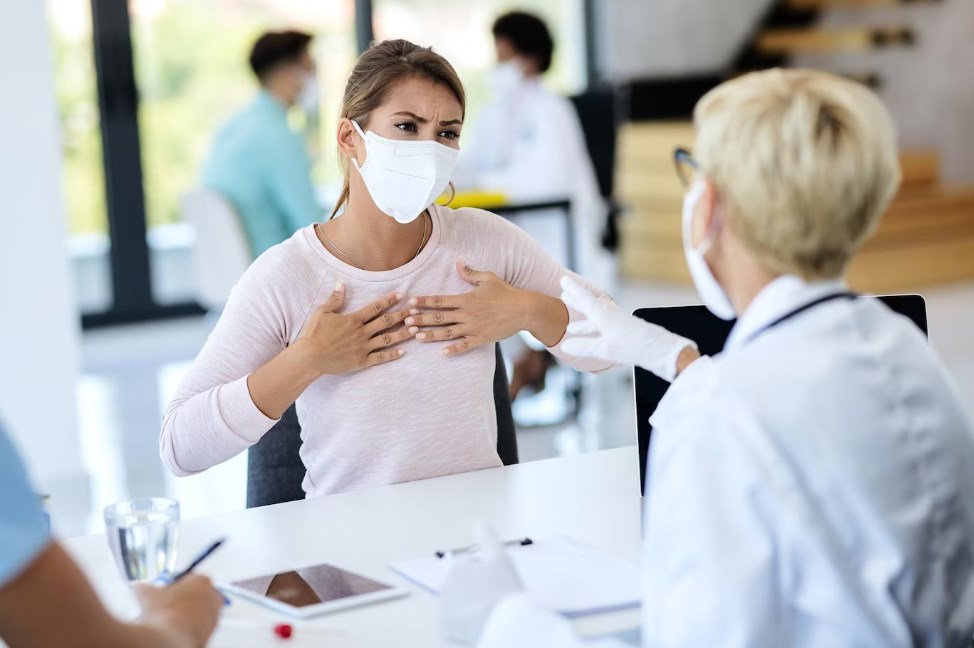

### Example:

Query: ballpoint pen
xmin=435 ymin=536 xmax=532 ymax=559
xmin=170 ymin=537 xmax=226 ymax=583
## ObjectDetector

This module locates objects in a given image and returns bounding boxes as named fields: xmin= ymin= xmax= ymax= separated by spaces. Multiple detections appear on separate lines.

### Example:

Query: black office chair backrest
xmin=632 ymin=295 xmax=929 ymax=494
xmin=569 ymin=88 xmax=620 ymax=200
xmin=570 ymin=88 xmax=624 ymax=251
xmin=246 ymin=343 xmax=517 ymax=508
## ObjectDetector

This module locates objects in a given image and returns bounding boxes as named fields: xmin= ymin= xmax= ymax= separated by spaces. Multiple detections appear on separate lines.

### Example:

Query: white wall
xmin=596 ymin=0 xmax=774 ymax=79
xmin=793 ymin=0 xmax=974 ymax=183
xmin=0 ymin=1 xmax=83 ymax=485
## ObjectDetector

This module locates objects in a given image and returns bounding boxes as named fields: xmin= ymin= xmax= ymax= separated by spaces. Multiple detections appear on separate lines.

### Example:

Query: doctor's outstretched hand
xmin=559 ymin=277 xmax=700 ymax=382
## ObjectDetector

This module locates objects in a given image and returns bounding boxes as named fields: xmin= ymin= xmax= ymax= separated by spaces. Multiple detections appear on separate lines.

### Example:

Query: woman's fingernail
xmin=409 ymin=308 xmax=419 ymax=315
xmin=395 ymin=293 xmax=403 ymax=300
xmin=405 ymin=317 xmax=415 ymax=326
xmin=408 ymin=326 xmax=419 ymax=334
xmin=398 ymin=349 xmax=405 ymax=356
xmin=416 ymin=333 xmax=427 ymax=340
xmin=409 ymin=298 xmax=418 ymax=306
xmin=442 ymin=348 xmax=451 ymax=356
xmin=335 ymin=279 xmax=344 ymax=290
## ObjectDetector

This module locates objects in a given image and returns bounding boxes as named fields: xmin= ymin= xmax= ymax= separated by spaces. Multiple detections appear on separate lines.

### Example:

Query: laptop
xmin=633 ymin=295 xmax=928 ymax=494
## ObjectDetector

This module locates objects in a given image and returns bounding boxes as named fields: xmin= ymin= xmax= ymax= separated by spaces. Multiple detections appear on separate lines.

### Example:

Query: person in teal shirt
xmin=202 ymin=30 xmax=323 ymax=256
xmin=0 ymin=418 xmax=223 ymax=646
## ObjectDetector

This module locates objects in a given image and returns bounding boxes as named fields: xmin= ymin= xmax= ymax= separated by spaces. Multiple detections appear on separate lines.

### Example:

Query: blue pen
xmin=165 ymin=538 xmax=231 ymax=605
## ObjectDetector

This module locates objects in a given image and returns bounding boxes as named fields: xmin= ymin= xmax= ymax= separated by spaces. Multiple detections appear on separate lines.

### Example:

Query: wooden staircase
xmin=612 ymin=0 xmax=974 ymax=292
xmin=616 ymin=122 xmax=974 ymax=292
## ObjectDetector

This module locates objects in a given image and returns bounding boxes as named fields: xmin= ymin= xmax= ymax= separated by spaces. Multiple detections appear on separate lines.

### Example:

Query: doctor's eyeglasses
xmin=673 ymin=147 xmax=699 ymax=189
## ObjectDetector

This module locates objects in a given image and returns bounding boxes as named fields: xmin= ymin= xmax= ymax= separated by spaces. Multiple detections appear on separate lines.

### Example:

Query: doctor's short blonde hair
xmin=693 ymin=69 xmax=901 ymax=279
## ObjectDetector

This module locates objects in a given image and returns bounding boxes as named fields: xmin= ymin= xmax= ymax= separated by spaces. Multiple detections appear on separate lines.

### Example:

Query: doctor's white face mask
xmin=351 ymin=120 xmax=460 ymax=224
xmin=488 ymin=59 xmax=524 ymax=97
xmin=682 ymin=180 xmax=737 ymax=320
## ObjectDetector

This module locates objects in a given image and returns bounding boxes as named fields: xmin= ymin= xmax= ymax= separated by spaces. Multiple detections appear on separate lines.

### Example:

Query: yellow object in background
xmin=440 ymin=189 xmax=510 ymax=210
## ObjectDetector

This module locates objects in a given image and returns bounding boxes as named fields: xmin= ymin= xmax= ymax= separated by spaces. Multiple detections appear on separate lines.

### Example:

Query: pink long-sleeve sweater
xmin=160 ymin=205 xmax=611 ymax=497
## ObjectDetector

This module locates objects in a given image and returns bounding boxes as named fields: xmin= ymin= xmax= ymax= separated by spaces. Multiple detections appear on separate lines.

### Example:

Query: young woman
xmin=160 ymin=40 xmax=613 ymax=497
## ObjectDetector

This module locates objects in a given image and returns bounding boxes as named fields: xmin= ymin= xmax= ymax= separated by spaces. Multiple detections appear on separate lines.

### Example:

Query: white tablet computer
xmin=221 ymin=563 xmax=408 ymax=618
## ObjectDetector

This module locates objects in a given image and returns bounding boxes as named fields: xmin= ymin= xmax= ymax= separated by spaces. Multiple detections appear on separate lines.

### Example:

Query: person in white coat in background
xmin=456 ymin=11 xmax=614 ymax=405
xmin=441 ymin=68 xmax=974 ymax=647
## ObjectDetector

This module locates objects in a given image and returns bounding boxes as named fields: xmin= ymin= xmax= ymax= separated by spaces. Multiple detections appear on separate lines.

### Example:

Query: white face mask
xmin=296 ymin=72 xmax=320 ymax=114
xmin=351 ymin=120 xmax=460 ymax=224
xmin=488 ymin=59 xmax=524 ymax=97
xmin=682 ymin=180 xmax=736 ymax=320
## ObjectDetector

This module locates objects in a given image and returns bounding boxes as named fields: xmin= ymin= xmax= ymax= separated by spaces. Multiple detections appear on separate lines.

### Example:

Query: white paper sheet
xmin=389 ymin=537 xmax=640 ymax=618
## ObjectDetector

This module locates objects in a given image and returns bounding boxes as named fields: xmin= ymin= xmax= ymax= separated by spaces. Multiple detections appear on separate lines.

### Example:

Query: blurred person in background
xmin=201 ymin=30 xmax=323 ymax=257
xmin=0 ymin=419 xmax=222 ymax=647
xmin=455 ymin=11 xmax=613 ymax=408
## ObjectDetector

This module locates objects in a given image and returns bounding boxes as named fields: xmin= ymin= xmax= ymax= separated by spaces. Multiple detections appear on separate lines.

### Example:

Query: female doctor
xmin=441 ymin=69 xmax=974 ymax=647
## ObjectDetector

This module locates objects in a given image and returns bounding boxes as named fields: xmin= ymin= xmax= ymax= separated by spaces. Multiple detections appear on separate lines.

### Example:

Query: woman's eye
xmin=395 ymin=122 xmax=417 ymax=133
xmin=439 ymin=130 xmax=460 ymax=141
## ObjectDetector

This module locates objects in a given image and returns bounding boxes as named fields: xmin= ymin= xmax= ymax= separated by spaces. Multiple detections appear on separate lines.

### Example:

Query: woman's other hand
xmin=297 ymin=281 xmax=414 ymax=374
xmin=405 ymin=261 xmax=568 ymax=357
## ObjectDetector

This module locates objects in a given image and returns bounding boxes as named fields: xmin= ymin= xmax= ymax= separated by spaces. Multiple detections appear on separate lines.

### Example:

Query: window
xmin=130 ymin=0 xmax=357 ymax=304
xmin=48 ymin=0 xmax=112 ymax=314
xmin=373 ymin=0 xmax=586 ymax=123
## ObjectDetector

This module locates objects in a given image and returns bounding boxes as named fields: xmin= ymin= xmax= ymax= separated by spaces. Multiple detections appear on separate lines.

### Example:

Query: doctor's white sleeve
xmin=642 ymin=395 xmax=786 ymax=647
xmin=478 ymin=593 xmax=631 ymax=648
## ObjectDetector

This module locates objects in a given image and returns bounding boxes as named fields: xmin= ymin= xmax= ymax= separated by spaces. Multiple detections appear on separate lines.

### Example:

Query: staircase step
xmin=755 ymin=26 xmax=914 ymax=54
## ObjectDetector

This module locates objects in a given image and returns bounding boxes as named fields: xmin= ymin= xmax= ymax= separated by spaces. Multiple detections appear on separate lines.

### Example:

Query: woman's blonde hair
xmin=330 ymin=39 xmax=466 ymax=218
xmin=693 ymin=68 xmax=901 ymax=279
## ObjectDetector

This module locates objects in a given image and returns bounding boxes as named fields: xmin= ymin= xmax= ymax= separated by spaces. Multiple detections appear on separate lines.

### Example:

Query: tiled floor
xmin=55 ymin=279 xmax=974 ymax=539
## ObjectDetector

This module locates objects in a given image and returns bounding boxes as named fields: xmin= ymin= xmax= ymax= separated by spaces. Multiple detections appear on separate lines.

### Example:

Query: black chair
xmin=246 ymin=344 xmax=517 ymax=508
xmin=569 ymin=87 xmax=624 ymax=252
xmin=632 ymin=295 xmax=929 ymax=495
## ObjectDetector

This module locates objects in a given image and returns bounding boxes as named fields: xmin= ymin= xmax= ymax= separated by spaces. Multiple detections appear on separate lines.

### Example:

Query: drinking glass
xmin=104 ymin=497 xmax=179 ymax=583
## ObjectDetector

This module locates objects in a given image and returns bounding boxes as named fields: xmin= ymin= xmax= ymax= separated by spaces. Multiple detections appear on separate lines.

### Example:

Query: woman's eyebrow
xmin=391 ymin=111 xmax=462 ymax=127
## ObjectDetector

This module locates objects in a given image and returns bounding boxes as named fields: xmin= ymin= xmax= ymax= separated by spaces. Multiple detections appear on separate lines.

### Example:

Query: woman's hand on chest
xmin=296 ymin=281 xmax=416 ymax=375
xmin=402 ymin=260 xmax=568 ymax=356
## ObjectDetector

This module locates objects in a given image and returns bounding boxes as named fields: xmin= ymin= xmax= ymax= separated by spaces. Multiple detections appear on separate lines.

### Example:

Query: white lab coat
xmin=456 ymin=78 xmax=614 ymax=289
xmin=478 ymin=276 xmax=974 ymax=647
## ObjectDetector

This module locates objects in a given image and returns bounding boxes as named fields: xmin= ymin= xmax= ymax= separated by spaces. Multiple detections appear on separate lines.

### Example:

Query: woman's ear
xmin=336 ymin=118 xmax=361 ymax=164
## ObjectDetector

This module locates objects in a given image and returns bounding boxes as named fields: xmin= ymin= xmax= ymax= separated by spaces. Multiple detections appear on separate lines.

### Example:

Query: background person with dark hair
xmin=201 ymin=30 xmax=323 ymax=256
xmin=455 ymin=11 xmax=613 ymax=418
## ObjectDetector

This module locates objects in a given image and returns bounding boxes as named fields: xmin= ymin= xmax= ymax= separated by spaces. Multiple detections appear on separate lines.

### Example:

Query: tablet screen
xmin=230 ymin=564 xmax=392 ymax=608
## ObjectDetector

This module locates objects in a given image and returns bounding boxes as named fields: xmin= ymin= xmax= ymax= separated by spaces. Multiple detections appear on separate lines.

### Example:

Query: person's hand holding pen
xmin=134 ymin=576 xmax=223 ymax=648
xmin=132 ymin=538 xmax=226 ymax=648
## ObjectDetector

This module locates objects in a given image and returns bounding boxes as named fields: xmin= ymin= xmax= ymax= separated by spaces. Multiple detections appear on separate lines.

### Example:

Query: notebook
xmin=389 ymin=537 xmax=640 ymax=618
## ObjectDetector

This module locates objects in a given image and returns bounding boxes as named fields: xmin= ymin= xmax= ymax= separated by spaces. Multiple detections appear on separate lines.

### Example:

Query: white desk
xmin=65 ymin=447 xmax=643 ymax=647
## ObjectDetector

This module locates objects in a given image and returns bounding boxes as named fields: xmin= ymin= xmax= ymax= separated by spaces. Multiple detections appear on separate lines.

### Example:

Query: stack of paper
xmin=389 ymin=537 xmax=640 ymax=618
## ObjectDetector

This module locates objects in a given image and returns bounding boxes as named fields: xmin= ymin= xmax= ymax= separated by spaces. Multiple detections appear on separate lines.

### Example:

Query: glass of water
xmin=104 ymin=497 xmax=180 ymax=583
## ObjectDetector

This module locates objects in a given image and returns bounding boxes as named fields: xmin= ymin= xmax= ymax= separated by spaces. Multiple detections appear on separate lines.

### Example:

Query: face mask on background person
xmin=351 ymin=120 xmax=460 ymax=224
xmin=488 ymin=59 xmax=524 ymax=97
xmin=683 ymin=180 xmax=737 ymax=320
xmin=296 ymin=72 xmax=320 ymax=114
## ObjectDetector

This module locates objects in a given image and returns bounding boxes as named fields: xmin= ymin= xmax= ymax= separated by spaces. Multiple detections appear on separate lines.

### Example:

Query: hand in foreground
xmin=441 ymin=521 xmax=524 ymax=645
xmin=559 ymin=276 xmax=699 ymax=382
xmin=297 ymin=281 xmax=415 ymax=374
xmin=134 ymin=574 xmax=223 ymax=648
xmin=405 ymin=261 xmax=530 ymax=357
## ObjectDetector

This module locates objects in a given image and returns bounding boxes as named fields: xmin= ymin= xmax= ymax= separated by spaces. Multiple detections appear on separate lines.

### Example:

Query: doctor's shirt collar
xmin=724 ymin=274 xmax=849 ymax=352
